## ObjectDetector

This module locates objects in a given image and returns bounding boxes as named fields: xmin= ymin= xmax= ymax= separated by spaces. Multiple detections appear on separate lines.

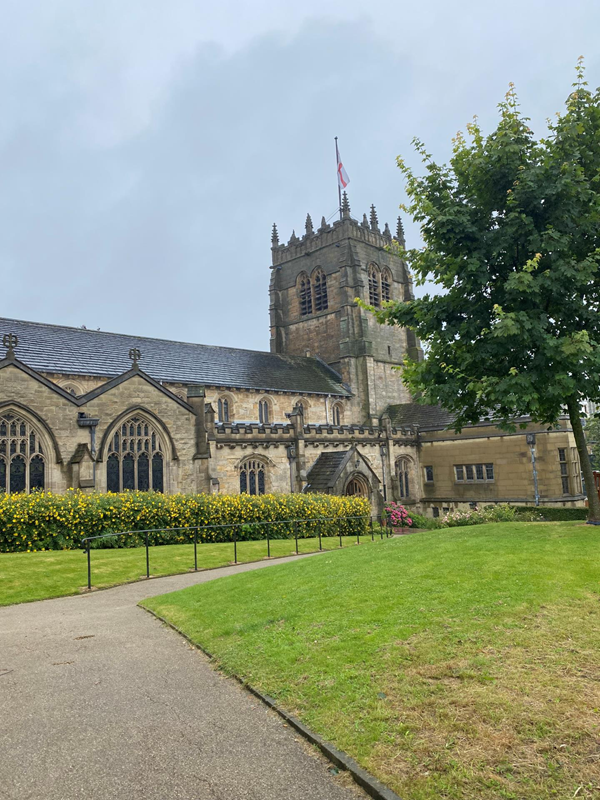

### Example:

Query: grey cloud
xmin=1 ymin=4 xmax=599 ymax=351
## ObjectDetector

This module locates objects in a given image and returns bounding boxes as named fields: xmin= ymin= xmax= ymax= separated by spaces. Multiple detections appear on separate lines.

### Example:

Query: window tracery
xmin=258 ymin=398 xmax=271 ymax=424
xmin=368 ymin=264 xmax=381 ymax=307
xmin=218 ymin=397 xmax=231 ymax=423
xmin=239 ymin=458 xmax=266 ymax=495
xmin=331 ymin=403 xmax=343 ymax=426
xmin=0 ymin=412 xmax=45 ymax=494
xmin=59 ymin=382 xmax=83 ymax=397
xmin=381 ymin=268 xmax=392 ymax=303
xmin=396 ymin=458 xmax=410 ymax=498
xmin=313 ymin=269 xmax=328 ymax=312
xmin=299 ymin=273 xmax=313 ymax=316
xmin=106 ymin=415 xmax=164 ymax=492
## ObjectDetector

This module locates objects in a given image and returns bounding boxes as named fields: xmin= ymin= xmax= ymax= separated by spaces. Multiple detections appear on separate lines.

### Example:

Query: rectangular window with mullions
xmin=424 ymin=466 xmax=434 ymax=482
xmin=455 ymin=463 xmax=494 ymax=483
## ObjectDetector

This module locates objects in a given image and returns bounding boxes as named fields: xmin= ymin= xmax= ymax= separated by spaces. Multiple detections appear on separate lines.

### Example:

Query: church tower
xmin=269 ymin=194 xmax=422 ymax=423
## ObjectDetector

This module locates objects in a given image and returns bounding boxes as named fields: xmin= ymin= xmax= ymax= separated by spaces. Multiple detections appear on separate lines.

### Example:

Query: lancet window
xmin=258 ymin=398 xmax=270 ymax=424
xmin=331 ymin=403 xmax=343 ymax=426
xmin=313 ymin=269 xmax=328 ymax=312
xmin=381 ymin=268 xmax=392 ymax=303
xmin=106 ymin=415 xmax=164 ymax=493
xmin=239 ymin=458 xmax=266 ymax=495
xmin=299 ymin=274 xmax=313 ymax=316
xmin=0 ymin=412 xmax=45 ymax=494
xmin=368 ymin=264 xmax=381 ymax=307
xmin=218 ymin=397 xmax=230 ymax=423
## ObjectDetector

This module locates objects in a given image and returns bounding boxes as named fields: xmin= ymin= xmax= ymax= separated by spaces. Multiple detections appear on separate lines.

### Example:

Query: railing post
xmin=380 ymin=515 xmax=384 ymax=540
xmin=294 ymin=521 xmax=299 ymax=555
xmin=145 ymin=532 xmax=150 ymax=578
xmin=318 ymin=524 xmax=322 ymax=551
xmin=194 ymin=528 xmax=198 ymax=572
xmin=339 ymin=525 xmax=343 ymax=548
xmin=234 ymin=525 xmax=238 ymax=564
xmin=266 ymin=523 xmax=270 ymax=558
xmin=357 ymin=519 xmax=360 ymax=546
xmin=370 ymin=516 xmax=374 ymax=541
xmin=86 ymin=540 xmax=91 ymax=591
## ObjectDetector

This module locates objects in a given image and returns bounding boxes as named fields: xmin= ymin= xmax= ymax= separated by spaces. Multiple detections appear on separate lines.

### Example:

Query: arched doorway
xmin=345 ymin=474 xmax=369 ymax=497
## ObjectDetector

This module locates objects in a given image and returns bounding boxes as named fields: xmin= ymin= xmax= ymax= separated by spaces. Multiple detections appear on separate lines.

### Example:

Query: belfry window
xmin=239 ymin=458 xmax=266 ymax=495
xmin=368 ymin=264 xmax=381 ymax=307
xmin=381 ymin=269 xmax=392 ymax=303
xmin=0 ymin=412 xmax=45 ymax=494
xmin=299 ymin=274 xmax=313 ymax=316
xmin=106 ymin=415 xmax=164 ymax=492
xmin=313 ymin=270 xmax=328 ymax=312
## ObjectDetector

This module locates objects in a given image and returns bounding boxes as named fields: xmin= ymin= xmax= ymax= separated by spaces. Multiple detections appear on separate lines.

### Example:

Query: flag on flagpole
xmin=337 ymin=150 xmax=350 ymax=189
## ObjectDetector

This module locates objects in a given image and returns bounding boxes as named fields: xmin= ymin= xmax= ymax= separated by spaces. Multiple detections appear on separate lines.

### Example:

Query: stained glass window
xmin=106 ymin=415 xmax=165 ymax=492
xmin=0 ymin=412 xmax=45 ymax=494
xmin=239 ymin=458 xmax=266 ymax=495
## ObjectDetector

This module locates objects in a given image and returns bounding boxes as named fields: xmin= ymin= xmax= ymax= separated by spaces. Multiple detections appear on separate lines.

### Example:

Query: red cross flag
xmin=337 ymin=149 xmax=350 ymax=189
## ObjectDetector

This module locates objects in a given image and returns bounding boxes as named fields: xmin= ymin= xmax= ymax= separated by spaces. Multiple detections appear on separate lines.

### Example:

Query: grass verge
xmin=0 ymin=533 xmax=379 ymax=606
xmin=143 ymin=521 xmax=600 ymax=800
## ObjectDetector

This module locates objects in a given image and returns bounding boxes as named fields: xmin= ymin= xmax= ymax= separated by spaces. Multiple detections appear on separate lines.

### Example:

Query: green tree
xmin=370 ymin=60 xmax=600 ymax=521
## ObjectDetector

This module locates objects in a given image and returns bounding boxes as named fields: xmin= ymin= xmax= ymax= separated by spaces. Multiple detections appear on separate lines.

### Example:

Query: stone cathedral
xmin=0 ymin=195 xmax=585 ymax=514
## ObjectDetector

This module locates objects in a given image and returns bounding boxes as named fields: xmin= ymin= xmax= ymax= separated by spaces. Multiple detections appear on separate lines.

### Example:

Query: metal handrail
xmin=81 ymin=514 xmax=391 ymax=591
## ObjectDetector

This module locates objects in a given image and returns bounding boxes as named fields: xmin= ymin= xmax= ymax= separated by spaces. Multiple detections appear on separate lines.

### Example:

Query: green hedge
xmin=0 ymin=491 xmax=371 ymax=553
xmin=513 ymin=506 xmax=589 ymax=521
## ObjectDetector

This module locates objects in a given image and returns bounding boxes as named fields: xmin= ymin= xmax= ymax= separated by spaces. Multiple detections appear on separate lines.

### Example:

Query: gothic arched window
xmin=258 ymin=398 xmax=271 ymax=424
xmin=331 ymin=403 xmax=343 ymax=426
xmin=396 ymin=458 xmax=410 ymax=499
xmin=239 ymin=458 xmax=267 ymax=495
xmin=313 ymin=269 xmax=328 ymax=312
xmin=299 ymin=274 xmax=313 ymax=316
xmin=218 ymin=397 xmax=231 ymax=423
xmin=381 ymin=268 xmax=392 ymax=303
xmin=0 ymin=412 xmax=45 ymax=494
xmin=106 ymin=415 xmax=165 ymax=493
xmin=368 ymin=264 xmax=381 ymax=307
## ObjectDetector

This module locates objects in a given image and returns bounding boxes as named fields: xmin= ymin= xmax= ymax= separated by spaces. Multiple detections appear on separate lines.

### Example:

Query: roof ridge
xmin=0 ymin=316 xmax=326 ymax=365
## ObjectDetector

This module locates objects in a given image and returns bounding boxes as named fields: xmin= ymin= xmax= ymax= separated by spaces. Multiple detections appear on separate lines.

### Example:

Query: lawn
xmin=0 ymin=533 xmax=378 ymax=606
xmin=143 ymin=521 xmax=600 ymax=800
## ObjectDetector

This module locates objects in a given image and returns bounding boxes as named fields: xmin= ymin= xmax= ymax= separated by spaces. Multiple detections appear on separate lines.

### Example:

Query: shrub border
xmin=142 ymin=603 xmax=403 ymax=800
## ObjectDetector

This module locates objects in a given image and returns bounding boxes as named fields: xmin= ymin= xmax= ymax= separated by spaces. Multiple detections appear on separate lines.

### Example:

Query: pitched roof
xmin=385 ymin=402 xmax=457 ymax=431
xmin=305 ymin=451 xmax=348 ymax=492
xmin=0 ymin=317 xmax=350 ymax=397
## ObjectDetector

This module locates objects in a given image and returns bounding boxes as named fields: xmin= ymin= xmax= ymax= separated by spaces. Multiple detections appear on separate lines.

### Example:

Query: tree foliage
xmin=370 ymin=60 xmax=600 ymax=518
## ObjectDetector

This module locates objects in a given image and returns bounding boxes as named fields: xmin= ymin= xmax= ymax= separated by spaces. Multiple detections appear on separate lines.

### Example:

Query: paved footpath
xmin=0 ymin=556 xmax=367 ymax=800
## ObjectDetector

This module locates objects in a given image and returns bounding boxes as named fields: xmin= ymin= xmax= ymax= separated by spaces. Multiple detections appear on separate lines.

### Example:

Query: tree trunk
xmin=566 ymin=396 xmax=600 ymax=524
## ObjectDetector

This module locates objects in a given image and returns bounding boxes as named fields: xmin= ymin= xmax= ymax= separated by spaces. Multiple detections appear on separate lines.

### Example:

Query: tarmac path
xmin=0 ymin=555 xmax=367 ymax=800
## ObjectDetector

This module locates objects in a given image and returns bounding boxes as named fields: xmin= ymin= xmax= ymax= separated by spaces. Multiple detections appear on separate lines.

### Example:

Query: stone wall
xmin=418 ymin=420 xmax=584 ymax=513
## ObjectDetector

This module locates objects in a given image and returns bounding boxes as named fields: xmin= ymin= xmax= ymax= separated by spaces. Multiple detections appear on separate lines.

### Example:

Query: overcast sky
xmin=1 ymin=0 xmax=599 ymax=351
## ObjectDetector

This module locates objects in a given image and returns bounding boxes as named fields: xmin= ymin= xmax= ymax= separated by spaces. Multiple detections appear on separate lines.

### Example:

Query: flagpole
xmin=335 ymin=136 xmax=342 ymax=220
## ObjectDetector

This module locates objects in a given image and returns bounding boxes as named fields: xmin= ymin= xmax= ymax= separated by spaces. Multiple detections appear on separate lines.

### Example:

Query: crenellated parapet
xmin=270 ymin=194 xmax=403 ymax=268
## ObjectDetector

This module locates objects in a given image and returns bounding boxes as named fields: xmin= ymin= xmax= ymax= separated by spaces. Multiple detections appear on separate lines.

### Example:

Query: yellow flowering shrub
xmin=0 ymin=490 xmax=371 ymax=552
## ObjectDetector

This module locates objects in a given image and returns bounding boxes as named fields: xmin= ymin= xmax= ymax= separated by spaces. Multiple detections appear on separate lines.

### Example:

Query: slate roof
xmin=305 ymin=451 xmax=348 ymax=492
xmin=385 ymin=402 xmax=457 ymax=431
xmin=0 ymin=317 xmax=350 ymax=397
